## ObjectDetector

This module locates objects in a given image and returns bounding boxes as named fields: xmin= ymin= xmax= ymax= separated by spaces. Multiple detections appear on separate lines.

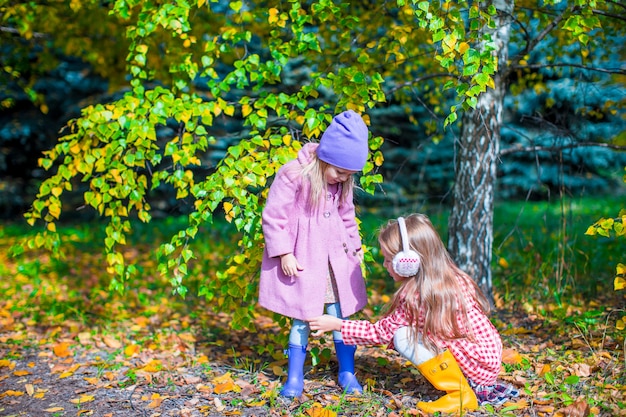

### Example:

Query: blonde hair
xmin=378 ymin=213 xmax=491 ymax=353
xmin=301 ymin=153 xmax=354 ymax=208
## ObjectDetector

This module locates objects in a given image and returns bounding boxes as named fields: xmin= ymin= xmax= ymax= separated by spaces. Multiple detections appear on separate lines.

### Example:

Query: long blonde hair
xmin=301 ymin=153 xmax=354 ymax=208
xmin=379 ymin=213 xmax=491 ymax=353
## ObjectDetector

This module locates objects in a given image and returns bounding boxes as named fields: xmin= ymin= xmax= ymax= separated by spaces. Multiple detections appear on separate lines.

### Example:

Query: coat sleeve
xmin=262 ymin=164 xmax=301 ymax=258
xmin=338 ymin=185 xmax=361 ymax=251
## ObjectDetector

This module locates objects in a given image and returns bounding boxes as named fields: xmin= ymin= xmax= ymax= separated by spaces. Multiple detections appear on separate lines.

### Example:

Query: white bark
xmin=448 ymin=0 xmax=514 ymax=305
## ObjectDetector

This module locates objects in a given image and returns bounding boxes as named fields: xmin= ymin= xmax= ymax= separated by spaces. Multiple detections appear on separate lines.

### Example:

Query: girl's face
xmin=381 ymin=247 xmax=406 ymax=282
xmin=324 ymin=165 xmax=356 ymax=184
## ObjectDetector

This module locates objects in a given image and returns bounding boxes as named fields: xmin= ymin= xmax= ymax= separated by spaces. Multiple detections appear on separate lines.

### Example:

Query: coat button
xmin=323 ymin=211 xmax=330 ymax=218
xmin=326 ymin=193 xmax=332 ymax=200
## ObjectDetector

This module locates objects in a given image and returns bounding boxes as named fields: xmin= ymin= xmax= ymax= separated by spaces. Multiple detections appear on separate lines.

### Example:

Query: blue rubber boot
xmin=334 ymin=340 xmax=363 ymax=394
xmin=280 ymin=343 xmax=307 ymax=398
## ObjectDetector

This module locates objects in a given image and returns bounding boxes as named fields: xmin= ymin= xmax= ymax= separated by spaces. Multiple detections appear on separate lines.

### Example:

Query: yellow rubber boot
xmin=416 ymin=350 xmax=478 ymax=414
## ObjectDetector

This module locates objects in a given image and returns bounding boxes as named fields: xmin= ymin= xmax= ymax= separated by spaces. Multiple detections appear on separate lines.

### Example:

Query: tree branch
xmin=0 ymin=26 xmax=47 ymax=38
xmin=511 ymin=62 xmax=626 ymax=75
xmin=500 ymin=141 xmax=626 ymax=156
xmin=508 ymin=5 xmax=575 ymax=70
xmin=385 ymin=73 xmax=456 ymax=95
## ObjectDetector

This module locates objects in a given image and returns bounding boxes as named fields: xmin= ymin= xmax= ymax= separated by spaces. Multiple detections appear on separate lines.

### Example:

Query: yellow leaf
xmin=140 ymin=359 xmax=162 ymax=373
xmin=3 ymin=390 xmax=24 ymax=396
xmin=584 ymin=225 xmax=596 ymax=235
xmin=84 ymin=377 xmax=99 ymax=385
xmin=13 ymin=370 xmax=30 ymax=376
xmin=70 ymin=394 xmax=95 ymax=404
xmin=223 ymin=201 xmax=233 ymax=215
xmin=124 ymin=344 xmax=140 ymax=357
xmin=59 ymin=370 xmax=74 ymax=379
xmin=213 ymin=372 xmax=233 ymax=384
xmin=34 ymin=392 xmax=45 ymax=399
xmin=148 ymin=393 xmax=164 ymax=408
xmin=615 ymin=277 xmax=626 ymax=291
xmin=25 ymin=384 xmax=34 ymax=396
xmin=268 ymin=8 xmax=279 ymax=24
xmin=617 ymin=263 xmax=626 ymax=275
xmin=498 ymin=257 xmax=510 ymax=268
xmin=214 ymin=380 xmax=237 ymax=394
xmin=306 ymin=406 xmax=337 ymax=417
xmin=44 ymin=407 xmax=64 ymax=412
xmin=53 ymin=342 xmax=72 ymax=358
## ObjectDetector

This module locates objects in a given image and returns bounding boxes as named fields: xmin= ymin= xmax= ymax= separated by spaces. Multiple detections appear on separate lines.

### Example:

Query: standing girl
xmin=309 ymin=214 xmax=519 ymax=414
xmin=259 ymin=110 xmax=369 ymax=398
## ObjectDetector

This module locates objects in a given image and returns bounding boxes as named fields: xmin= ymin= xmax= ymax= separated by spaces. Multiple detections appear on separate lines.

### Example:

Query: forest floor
xmin=1 ymin=293 xmax=624 ymax=417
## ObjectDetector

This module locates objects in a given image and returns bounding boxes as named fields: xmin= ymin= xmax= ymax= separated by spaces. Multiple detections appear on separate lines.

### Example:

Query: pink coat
xmin=258 ymin=143 xmax=367 ymax=320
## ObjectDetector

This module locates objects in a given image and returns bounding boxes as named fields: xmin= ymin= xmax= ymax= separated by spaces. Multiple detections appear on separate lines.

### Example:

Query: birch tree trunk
xmin=448 ymin=0 xmax=514 ymax=306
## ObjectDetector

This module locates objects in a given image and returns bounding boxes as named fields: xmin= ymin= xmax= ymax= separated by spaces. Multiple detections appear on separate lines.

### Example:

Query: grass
xmin=1 ymin=194 xmax=625 ymax=416
xmin=359 ymin=194 xmax=625 ymax=311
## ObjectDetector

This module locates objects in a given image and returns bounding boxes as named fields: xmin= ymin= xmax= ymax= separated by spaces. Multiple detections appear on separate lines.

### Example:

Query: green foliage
xmin=585 ymin=168 xmax=626 ymax=312
xmin=8 ymin=0 xmax=623 ymax=332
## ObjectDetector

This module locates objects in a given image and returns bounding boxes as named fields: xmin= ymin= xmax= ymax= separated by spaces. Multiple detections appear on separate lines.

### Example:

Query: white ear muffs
xmin=392 ymin=217 xmax=421 ymax=277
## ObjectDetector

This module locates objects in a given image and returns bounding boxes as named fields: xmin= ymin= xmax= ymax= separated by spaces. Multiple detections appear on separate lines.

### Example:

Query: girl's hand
xmin=356 ymin=250 xmax=364 ymax=263
xmin=280 ymin=253 xmax=304 ymax=277
xmin=308 ymin=315 xmax=343 ymax=337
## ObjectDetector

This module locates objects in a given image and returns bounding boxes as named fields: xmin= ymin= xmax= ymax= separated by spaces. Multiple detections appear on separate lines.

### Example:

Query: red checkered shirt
xmin=340 ymin=274 xmax=502 ymax=386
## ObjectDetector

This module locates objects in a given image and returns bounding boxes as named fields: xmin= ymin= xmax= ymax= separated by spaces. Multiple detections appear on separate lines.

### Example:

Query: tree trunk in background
xmin=448 ymin=0 xmax=514 ymax=307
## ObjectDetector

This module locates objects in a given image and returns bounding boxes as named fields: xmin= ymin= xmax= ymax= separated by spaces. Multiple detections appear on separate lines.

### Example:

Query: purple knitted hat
xmin=317 ymin=110 xmax=369 ymax=171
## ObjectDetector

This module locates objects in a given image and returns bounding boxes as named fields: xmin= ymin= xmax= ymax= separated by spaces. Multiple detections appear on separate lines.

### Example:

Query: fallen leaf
xmin=13 ymin=370 xmax=30 ymax=376
xmin=77 ymin=332 xmax=92 ymax=345
xmin=124 ymin=344 xmax=140 ymax=357
xmin=271 ymin=365 xmax=285 ymax=376
xmin=502 ymin=348 xmax=523 ymax=365
xmin=556 ymin=399 xmax=590 ymax=417
xmin=25 ymin=384 xmax=34 ymax=396
xmin=306 ymin=405 xmax=337 ymax=417
xmin=102 ymin=335 xmax=122 ymax=349
xmin=0 ymin=359 xmax=16 ymax=369
xmin=53 ymin=342 xmax=72 ymax=358
xmin=2 ymin=390 xmax=24 ymax=396
xmin=70 ymin=394 xmax=95 ymax=404
xmin=44 ymin=406 xmax=64 ymax=412
xmin=148 ymin=393 xmax=165 ymax=408
xmin=214 ymin=397 xmax=225 ymax=412
xmin=537 ymin=363 xmax=550 ymax=376
xmin=214 ymin=380 xmax=239 ymax=394
xmin=140 ymin=359 xmax=162 ymax=373
xmin=572 ymin=363 xmax=592 ymax=377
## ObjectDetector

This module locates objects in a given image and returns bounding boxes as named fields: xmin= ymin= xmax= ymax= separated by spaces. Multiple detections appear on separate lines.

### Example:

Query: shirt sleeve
xmin=341 ymin=307 xmax=409 ymax=347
